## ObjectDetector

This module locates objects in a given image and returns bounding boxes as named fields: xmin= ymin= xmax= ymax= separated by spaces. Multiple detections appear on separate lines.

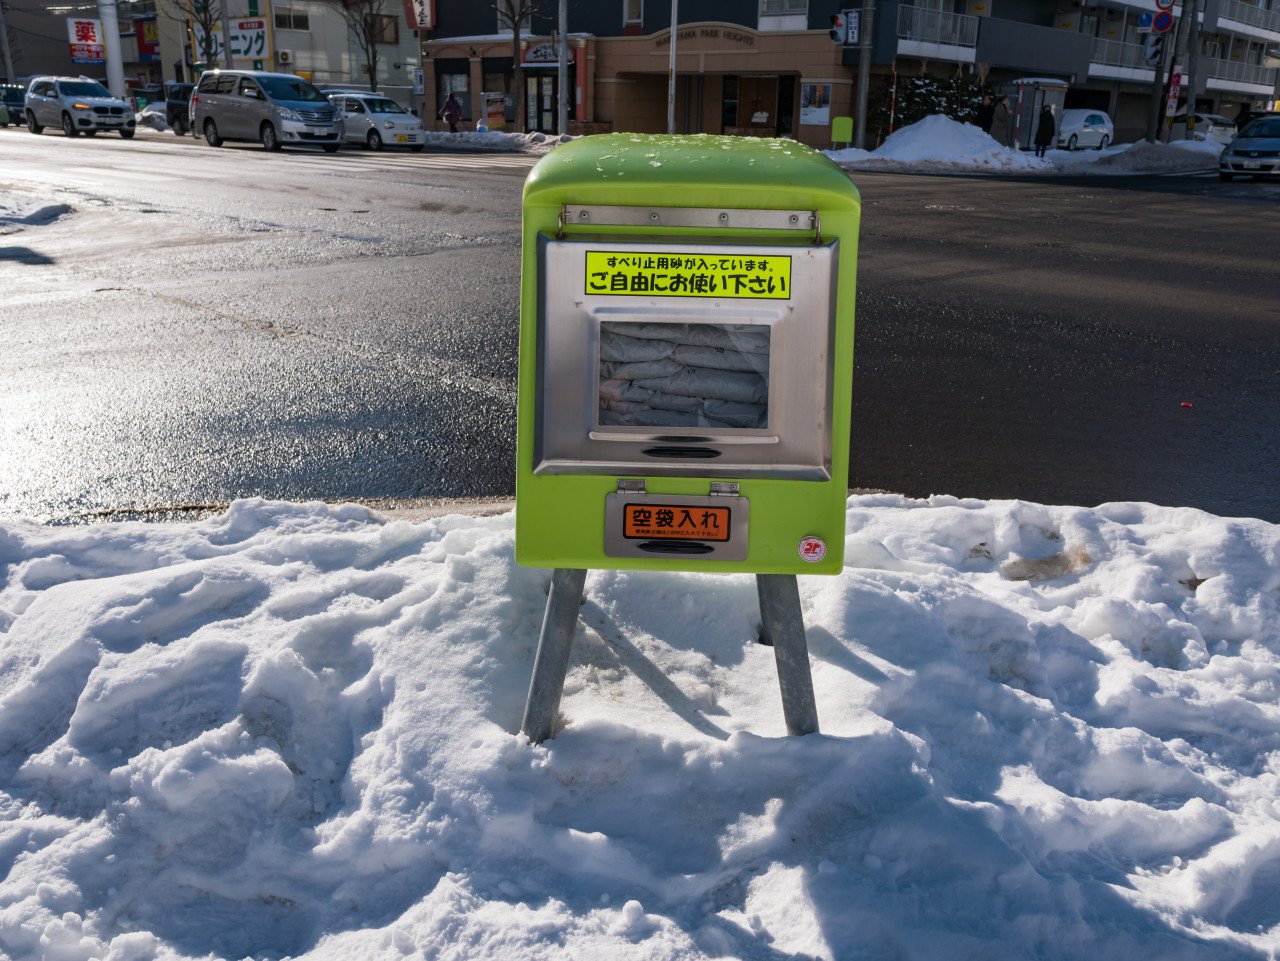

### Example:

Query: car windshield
xmin=258 ymin=76 xmax=327 ymax=102
xmin=364 ymin=98 xmax=407 ymax=114
xmin=1241 ymin=118 xmax=1280 ymax=138
xmin=58 ymin=81 xmax=112 ymax=98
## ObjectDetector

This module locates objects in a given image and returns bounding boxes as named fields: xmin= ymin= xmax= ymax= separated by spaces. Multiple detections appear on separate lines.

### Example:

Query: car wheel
xmin=321 ymin=144 xmax=341 ymax=153
xmin=1218 ymin=172 xmax=1233 ymax=182
xmin=26 ymin=111 xmax=43 ymax=133
xmin=203 ymin=118 xmax=222 ymax=147
xmin=1067 ymin=133 xmax=1078 ymax=151
xmin=120 ymin=129 xmax=134 ymax=139
xmin=261 ymin=122 xmax=281 ymax=151
xmin=173 ymin=119 xmax=188 ymax=136
xmin=62 ymin=112 xmax=80 ymax=137
xmin=366 ymin=129 xmax=383 ymax=151
xmin=409 ymin=144 xmax=424 ymax=153
xmin=1097 ymin=135 xmax=1109 ymax=151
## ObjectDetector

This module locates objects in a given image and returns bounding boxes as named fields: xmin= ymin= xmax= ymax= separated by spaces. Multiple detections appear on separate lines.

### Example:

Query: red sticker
xmin=798 ymin=536 xmax=828 ymax=563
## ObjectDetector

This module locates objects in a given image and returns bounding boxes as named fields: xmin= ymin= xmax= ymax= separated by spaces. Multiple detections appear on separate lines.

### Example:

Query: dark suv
xmin=1 ymin=83 xmax=25 ymax=126
xmin=165 ymin=82 xmax=195 ymax=135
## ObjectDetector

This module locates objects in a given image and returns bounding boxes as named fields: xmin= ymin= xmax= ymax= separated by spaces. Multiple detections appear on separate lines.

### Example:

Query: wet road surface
xmin=1 ymin=128 xmax=1277 ymax=523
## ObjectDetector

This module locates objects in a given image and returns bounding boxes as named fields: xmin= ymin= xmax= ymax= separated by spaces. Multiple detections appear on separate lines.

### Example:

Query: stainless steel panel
xmin=563 ymin=204 xmax=817 ymax=234
xmin=604 ymin=492 xmax=750 ymax=561
xmin=534 ymin=236 xmax=838 ymax=480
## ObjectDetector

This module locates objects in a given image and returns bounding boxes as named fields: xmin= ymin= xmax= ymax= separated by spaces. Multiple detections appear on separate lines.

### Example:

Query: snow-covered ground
xmin=826 ymin=114 xmax=1223 ymax=176
xmin=2 ymin=495 xmax=1278 ymax=960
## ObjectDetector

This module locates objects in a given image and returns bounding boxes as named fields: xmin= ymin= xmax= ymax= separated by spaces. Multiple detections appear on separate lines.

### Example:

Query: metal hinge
xmin=559 ymin=204 xmax=823 ymax=245
xmin=709 ymin=482 xmax=740 ymax=496
xmin=616 ymin=479 xmax=647 ymax=493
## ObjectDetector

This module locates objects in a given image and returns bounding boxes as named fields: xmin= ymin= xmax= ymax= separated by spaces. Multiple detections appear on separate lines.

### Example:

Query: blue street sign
xmin=1152 ymin=10 xmax=1175 ymax=33
xmin=1138 ymin=11 xmax=1154 ymax=28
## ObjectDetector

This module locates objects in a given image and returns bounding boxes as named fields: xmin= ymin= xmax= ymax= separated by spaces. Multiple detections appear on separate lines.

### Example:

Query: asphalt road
xmin=2 ymin=127 xmax=1277 ymax=523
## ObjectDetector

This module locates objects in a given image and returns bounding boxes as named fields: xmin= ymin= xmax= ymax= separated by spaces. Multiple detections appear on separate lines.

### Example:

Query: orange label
xmin=623 ymin=504 xmax=731 ymax=542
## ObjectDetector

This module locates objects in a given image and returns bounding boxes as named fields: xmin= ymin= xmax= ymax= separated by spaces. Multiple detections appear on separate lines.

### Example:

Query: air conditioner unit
xmin=278 ymin=49 xmax=293 ymax=65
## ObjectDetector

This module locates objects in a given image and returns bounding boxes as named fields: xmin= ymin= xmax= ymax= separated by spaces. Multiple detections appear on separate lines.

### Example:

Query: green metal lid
xmin=524 ymin=134 xmax=859 ymax=210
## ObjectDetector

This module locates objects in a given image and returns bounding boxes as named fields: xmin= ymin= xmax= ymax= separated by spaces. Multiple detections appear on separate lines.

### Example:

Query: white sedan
xmin=1057 ymin=109 xmax=1114 ymax=150
xmin=331 ymin=94 xmax=425 ymax=151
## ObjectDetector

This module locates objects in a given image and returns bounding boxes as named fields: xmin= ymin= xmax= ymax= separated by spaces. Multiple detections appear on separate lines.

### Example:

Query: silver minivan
xmin=191 ymin=70 xmax=342 ymax=152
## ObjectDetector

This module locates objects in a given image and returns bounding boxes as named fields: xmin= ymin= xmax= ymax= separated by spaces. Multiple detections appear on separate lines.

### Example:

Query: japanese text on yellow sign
xmin=585 ymin=251 xmax=791 ymax=299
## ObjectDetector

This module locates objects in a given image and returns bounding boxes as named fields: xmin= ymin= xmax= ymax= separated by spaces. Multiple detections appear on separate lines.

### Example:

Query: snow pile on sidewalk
xmin=1 ymin=496 xmax=1278 ymax=960
xmin=826 ymin=114 xmax=1222 ymax=176
xmin=827 ymin=115 xmax=1051 ymax=173
xmin=0 ymin=191 xmax=73 ymax=234
xmin=419 ymin=130 xmax=571 ymax=152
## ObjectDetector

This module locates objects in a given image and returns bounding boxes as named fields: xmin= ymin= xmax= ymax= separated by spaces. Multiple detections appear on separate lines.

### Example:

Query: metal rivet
xmin=789 ymin=214 xmax=798 ymax=223
xmin=578 ymin=210 xmax=588 ymax=220
xmin=650 ymin=212 xmax=659 ymax=221
xmin=719 ymin=212 xmax=729 ymax=222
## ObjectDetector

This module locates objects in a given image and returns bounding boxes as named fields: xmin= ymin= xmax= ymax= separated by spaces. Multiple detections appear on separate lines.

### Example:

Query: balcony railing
xmin=1216 ymin=0 xmax=1280 ymax=34
xmin=897 ymin=6 xmax=980 ymax=47
xmin=1090 ymin=38 xmax=1153 ymax=69
xmin=1205 ymin=56 xmax=1279 ymax=86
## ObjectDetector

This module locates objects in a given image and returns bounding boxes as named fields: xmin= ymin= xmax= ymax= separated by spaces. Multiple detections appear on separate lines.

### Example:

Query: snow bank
xmin=826 ymin=114 xmax=1222 ymax=176
xmin=1 ymin=496 xmax=1278 ymax=960
xmin=419 ymin=130 xmax=571 ymax=153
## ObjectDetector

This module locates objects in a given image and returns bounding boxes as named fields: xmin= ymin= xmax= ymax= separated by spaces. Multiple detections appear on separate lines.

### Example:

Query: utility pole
xmin=1144 ymin=38 xmax=1169 ymax=141
xmin=854 ymin=0 xmax=875 ymax=149
xmin=557 ymin=0 xmax=567 ymax=136
xmin=667 ymin=0 xmax=678 ymax=134
xmin=1180 ymin=0 xmax=1203 ymax=141
xmin=98 ymin=0 xmax=127 ymax=97
xmin=221 ymin=0 xmax=234 ymax=67
xmin=0 ymin=0 xmax=17 ymax=82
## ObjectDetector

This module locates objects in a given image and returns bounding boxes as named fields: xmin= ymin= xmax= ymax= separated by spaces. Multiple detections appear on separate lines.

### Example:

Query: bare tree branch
xmin=324 ymin=0 xmax=391 ymax=91
xmin=493 ymin=0 xmax=544 ymax=131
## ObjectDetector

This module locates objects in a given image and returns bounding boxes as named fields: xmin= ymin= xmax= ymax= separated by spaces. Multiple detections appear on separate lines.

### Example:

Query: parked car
xmin=331 ymin=93 xmax=425 ymax=151
xmin=165 ymin=82 xmax=194 ymax=135
xmin=1057 ymin=109 xmax=1113 ymax=150
xmin=191 ymin=70 xmax=342 ymax=152
xmin=1172 ymin=112 xmax=1236 ymax=144
xmin=23 ymin=76 xmax=136 ymax=138
xmin=0 ymin=83 xmax=26 ymax=126
xmin=1218 ymin=115 xmax=1280 ymax=181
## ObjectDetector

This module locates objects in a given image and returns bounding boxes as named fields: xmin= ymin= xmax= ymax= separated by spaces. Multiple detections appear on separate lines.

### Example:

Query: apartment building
xmin=1 ymin=0 xmax=420 ymax=104
xmin=421 ymin=0 xmax=1278 ymax=145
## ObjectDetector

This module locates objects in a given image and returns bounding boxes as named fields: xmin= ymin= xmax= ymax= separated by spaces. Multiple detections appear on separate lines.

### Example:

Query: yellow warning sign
xmin=585 ymin=251 xmax=792 ymax=299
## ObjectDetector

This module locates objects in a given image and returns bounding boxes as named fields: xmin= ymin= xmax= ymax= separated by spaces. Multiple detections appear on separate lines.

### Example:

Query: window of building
xmin=372 ymin=14 xmax=399 ymax=44
xmin=624 ymin=0 xmax=643 ymax=24
xmin=760 ymin=0 xmax=807 ymax=14
xmin=274 ymin=7 xmax=309 ymax=31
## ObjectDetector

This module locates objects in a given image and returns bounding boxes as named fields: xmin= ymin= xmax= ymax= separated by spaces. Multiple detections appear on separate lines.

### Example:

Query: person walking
xmin=1034 ymin=104 xmax=1055 ymax=158
xmin=991 ymin=95 xmax=1013 ymax=148
xmin=976 ymin=94 xmax=994 ymax=136
xmin=440 ymin=92 xmax=462 ymax=133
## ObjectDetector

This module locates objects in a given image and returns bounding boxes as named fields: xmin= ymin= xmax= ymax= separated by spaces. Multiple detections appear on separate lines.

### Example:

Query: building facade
xmin=420 ymin=0 xmax=1278 ymax=145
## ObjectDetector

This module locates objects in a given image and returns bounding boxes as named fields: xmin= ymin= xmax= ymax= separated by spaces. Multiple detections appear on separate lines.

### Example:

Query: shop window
xmin=274 ymin=7 xmax=309 ymax=30
xmin=624 ymin=0 xmax=643 ymax=24
xmin=372 ymin=14 xmax=399 ymax=44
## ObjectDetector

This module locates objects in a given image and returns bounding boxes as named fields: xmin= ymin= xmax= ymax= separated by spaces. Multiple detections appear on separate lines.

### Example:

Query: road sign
xmin=1138 ymin=11 xmax=1153 ymax=28
xmin=1155 ymin=0 xmax=1175 ymax=9
xmin=1152 ymin=10 xmax=1174 ymax=33
xmin=1166 ymin=68 xmax=1182 ymax=117
xmin=843 ymin=8 xmax=861 ymax=44
xmin=66 ymin=18 xmax=105 ymax=65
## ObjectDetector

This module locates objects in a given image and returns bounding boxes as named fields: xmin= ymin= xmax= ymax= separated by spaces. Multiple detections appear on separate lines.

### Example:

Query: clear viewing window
xmin=597 ymin=322 xmax=770 ymax=430
xmin=624 ymin=0 xmax=643 ymax=23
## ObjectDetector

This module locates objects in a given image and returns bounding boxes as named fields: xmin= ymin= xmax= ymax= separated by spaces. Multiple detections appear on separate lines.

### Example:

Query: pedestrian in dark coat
xmin=976 ymin=94 xmax=994 ymax=135
xmin=990 ymin=95 xmax=1013 ymax=147
xmin=440 ymin=92 xmax=462 ymax=133
xmin=1034 ymin=104 xmax=1055 ymax=158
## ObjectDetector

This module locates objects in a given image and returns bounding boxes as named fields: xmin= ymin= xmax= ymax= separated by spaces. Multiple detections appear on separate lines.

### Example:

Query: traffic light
xmin=829 ymin=13 xmax=845 ymax=43
xmin=1143 ymin=33 xmax=1165 ymax=64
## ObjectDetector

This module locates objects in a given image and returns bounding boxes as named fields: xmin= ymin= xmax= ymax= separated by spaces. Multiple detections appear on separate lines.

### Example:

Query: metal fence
xmin=897 ymin=5 xmax=980 ymax=47
xmin=1090 ymin=38 xmax=1151 ymax=69
xmin=1217 ymin=0 xmax=1280 ymax=34
xmin=1205 ymin=56 xmax=1279 ymax=87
